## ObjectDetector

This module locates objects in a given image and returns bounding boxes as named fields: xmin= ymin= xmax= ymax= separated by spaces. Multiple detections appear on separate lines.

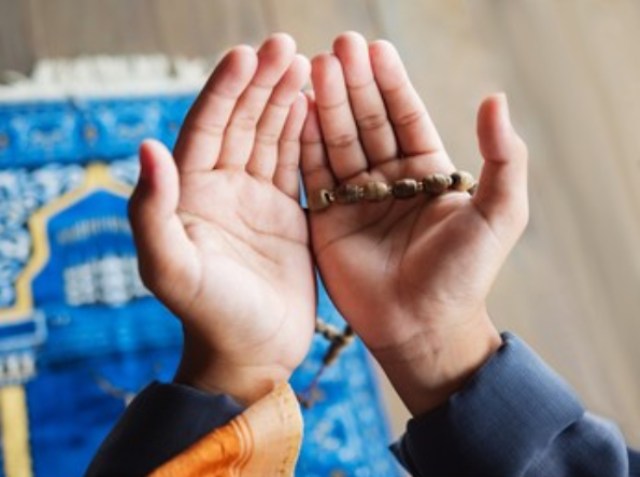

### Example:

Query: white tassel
xmin=0 ymin=54 xmax=216 ymax=100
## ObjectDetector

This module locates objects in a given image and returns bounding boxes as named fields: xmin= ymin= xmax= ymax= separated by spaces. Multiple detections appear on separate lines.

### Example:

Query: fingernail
xmin=495 ymin=92 xmax=513 ymax=130
xmin=138 ymin=140 xmax=154 ymax=181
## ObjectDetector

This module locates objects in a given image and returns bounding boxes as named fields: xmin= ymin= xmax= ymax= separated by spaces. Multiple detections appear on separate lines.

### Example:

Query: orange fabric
xmin=150 ymin=383 xmax=302 ymax=477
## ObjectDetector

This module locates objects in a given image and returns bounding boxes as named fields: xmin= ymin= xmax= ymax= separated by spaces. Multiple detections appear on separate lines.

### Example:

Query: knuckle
xmin=232 ymin=112 xmax=260 ymax=132
xmin=301 ymin=136 xmax=323 ymax=147
xmin=203 ymin=84 xmax=237 ymax=103
xmin=187 ymin=120 xmax=226 ymax=138
xmin=509 ymin=200 xmax=530 ymax=234
xmin=318 ymin=99 xmax=349 ymax=113
xmin=326 ymin=132 xmax=359 ymax=150
xmin=279 ymin=136 xmax=299 ymax=147
xmin=357 ymin=112 xmax=389 ymax=132
xmin=395 ymin=108 xmax=426 ymax=128
xmin=276 ymin=162 xmax=298 ymax=175
xmin=255 ymin=131 xmax=280 ymax=147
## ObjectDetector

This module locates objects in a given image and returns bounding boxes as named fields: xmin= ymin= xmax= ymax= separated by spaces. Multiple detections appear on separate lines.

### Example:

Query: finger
xmin=217 ymin=33 xmax=297 ymax=170
xmin=472 ymin=94 xmax=529 ymax=238
xmin=369 ymin=40 xmax=445 ymax=157
xmin=129 ymin=140 xmax=199 ymax=293
xmin=246 ymin=54 xmax=310 ymax=180
xmin=173 ymin=46 xmax=257 ymax=172
xmin=311 ymin=53 xmax=368 ymax=181
xmin=333 ymin=32 xmax=398 ymax=166
xmin=273 ymin=93 xmax=308 ymax=199
xmin=300 ymin=94 xmax=337 ymax=198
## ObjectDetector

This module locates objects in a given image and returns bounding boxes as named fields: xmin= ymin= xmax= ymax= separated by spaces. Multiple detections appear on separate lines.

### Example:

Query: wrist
xmin=173 ymin=363 xmax=289 ymax=407
xmin=173 ymin=335 xmax=292 ymax=406
xmin=372 ymin=307 xmax=502 ymax=416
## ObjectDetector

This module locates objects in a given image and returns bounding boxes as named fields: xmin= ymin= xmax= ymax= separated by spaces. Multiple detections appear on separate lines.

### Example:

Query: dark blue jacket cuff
xmin=85 ymin=381 xmax=244 ymax=477
xmin=393 ymin=333 xmax=629 ymax=476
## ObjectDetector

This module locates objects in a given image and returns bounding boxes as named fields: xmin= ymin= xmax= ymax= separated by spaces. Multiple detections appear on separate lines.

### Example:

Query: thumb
xmin=472 ymin=93 xmax=529 ymax=239
xmin=130 ymin=139 xmax=180 ymax=221
xmin=129 ymin=139 xmax=195 ymax=291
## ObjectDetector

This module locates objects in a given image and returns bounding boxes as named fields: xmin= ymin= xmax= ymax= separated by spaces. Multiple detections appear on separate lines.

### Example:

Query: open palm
xmin=129 ymin=35 xmax=315 ymax=403
xmin=301 ymin=34 xmax=528 ymax=370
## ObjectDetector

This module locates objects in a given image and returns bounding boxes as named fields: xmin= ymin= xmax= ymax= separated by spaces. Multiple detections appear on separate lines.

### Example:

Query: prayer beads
xmin=308 ymin=171 xmax=477 ymax=211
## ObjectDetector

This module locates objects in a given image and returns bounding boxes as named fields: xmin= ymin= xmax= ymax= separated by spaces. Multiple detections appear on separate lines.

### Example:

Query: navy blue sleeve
xmin=84 ymin=381 xmax=244 ymax=477
xmin=392 ymin=333 xmax=633 ymax=477
xmin=629 ymin=448 xmax=640 ymax=477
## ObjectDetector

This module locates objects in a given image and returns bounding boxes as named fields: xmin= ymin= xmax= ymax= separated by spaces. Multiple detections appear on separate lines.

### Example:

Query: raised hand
xmin=301 ymin=32 xmax=529 ymax=415
xmin=128 ymin=34 xmax=315 ymax=405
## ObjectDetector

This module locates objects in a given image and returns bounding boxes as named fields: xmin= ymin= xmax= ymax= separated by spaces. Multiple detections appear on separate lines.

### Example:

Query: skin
xmin=129 ymin=32 xmax=529 ymax=415
xmin=301 ymin=32 xmax=528 ymax=415
xmin=128 ymin=34 xmax=316 ymax=405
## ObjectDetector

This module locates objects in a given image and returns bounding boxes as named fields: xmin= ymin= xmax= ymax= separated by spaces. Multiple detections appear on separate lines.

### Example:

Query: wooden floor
xmin=2 ymin=0 xmax=639 ymax=447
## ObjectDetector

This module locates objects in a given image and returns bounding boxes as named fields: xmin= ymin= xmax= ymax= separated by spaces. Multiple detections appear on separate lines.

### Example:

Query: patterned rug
xmin=0 ymin=58 xmax=401 ymax=477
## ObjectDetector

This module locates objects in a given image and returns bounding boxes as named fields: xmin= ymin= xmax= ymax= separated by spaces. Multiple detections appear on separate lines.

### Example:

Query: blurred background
xmin=0 ymin=0 xmax=639 ymax=473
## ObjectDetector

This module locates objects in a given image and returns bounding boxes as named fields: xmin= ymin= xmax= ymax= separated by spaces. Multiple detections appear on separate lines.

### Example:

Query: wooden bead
xmin=363 ymin=181 xmax=391 ymax=201
xmin=334 ymin=183 xmax=363 ymax=204
xmin=450 ymin=171 xmax=475 ymax=192
xmin=322 ymin=326 xmax=355 ymax=365
xmin=315 ymin=319 xmax=342 ymax=340
xmin=310 ymin=172 xmax=476 ymax=211
xmin=423 ymin=173 xmax=452 ymax=195
xmin=392 ymin=178 xmax=419 ymax=199
xmin=308 ymin=189 xmax=333 ymax=211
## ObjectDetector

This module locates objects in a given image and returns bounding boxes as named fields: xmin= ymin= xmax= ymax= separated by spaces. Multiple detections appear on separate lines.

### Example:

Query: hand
xmin=301 ymin=32 xmax=529 ymax=415
xmin=128 ymin=34 xmax=315 ymax=405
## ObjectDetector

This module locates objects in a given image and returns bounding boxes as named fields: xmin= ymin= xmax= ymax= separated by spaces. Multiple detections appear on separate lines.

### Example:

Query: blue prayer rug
xmin=0 ymin=89 xmax=401 ymax=476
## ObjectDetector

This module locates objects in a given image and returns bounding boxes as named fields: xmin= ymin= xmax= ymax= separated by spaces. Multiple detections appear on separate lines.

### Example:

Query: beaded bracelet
xmin=308 ymin=171 xmax=477 ymax=212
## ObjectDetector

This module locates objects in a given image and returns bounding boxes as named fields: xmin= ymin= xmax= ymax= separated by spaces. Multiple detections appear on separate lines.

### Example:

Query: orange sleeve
xmin=149 ymin=383 xmax=302 ymax=477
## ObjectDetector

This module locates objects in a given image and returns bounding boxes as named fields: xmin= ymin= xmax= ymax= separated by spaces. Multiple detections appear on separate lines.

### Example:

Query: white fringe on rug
xmin=0 ymin=55 xmax=214 ymax=101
